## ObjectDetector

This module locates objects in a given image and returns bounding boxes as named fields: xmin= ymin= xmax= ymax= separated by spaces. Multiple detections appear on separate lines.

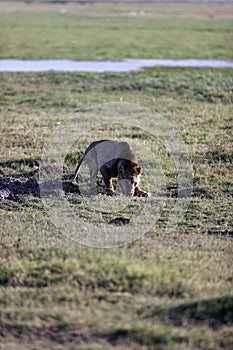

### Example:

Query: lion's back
xmin=93 ymin=140 xmax=136 ymax=166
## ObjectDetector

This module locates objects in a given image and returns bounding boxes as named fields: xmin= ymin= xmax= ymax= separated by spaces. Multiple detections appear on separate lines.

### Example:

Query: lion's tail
xmin=73 ymin=154 xmax=85 ymax=182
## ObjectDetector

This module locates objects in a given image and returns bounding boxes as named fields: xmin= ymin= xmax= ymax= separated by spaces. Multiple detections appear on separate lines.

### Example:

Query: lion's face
xmin=117 ymin=164 xmax=142 ymax=196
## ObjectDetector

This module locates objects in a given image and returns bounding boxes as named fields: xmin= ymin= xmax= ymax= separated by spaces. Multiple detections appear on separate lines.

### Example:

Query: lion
xmin=73 ymin=140 xmax=148 ymax=197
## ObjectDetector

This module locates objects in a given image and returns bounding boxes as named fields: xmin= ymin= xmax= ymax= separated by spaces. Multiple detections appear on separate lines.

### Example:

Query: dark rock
xmin=108 ymin=217 xmax=130 ymax=226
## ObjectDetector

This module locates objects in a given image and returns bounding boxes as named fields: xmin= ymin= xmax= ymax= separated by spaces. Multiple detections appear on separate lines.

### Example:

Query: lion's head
xmin=117 ymin=160 xmax=142 ymax=196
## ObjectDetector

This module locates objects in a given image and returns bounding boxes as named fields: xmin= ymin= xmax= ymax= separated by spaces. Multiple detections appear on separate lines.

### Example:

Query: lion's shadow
xmin=0 ymin=159 xmax=80 ymax=203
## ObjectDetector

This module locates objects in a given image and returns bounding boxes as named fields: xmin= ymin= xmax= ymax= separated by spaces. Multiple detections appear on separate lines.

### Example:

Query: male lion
xmin=73 ymin=140 xmax=148 ymax=197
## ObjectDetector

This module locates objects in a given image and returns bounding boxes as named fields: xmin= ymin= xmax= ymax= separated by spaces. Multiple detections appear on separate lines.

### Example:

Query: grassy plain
xmin=0 ymin=2 xmax=233 ymax=350
xmin=0 ymin=1 xmax=233 ymax=59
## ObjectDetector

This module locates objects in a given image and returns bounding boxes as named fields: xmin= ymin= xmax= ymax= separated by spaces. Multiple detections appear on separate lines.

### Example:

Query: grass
xmin=1 ymin=67 xmax=232 ymax=349
xmin=0 ymin=2 xmax=233 ymax=60
xmin=0 ymin=1 xmax=233 ymax=349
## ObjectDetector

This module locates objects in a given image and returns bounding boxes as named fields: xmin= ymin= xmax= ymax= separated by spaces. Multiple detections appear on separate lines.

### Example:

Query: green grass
xmin=1 ymin=67 xmax=232 ymax=350
xmin=0 ymin=2 xmax=233 ymax=349
xmin=0 ymin=2 xmax=233 ymax=59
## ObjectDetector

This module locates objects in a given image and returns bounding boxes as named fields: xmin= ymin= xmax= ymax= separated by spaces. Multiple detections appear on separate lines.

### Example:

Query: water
xmin=0 ymin=59 xmax=233 ymax=73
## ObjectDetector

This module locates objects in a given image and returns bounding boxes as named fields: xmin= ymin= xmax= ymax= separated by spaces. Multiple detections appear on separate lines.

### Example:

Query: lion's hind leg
xmin=84 ymin=153 xmax=98 ymax=188
xmin=89 ymin=167 xmax=98 ymax=188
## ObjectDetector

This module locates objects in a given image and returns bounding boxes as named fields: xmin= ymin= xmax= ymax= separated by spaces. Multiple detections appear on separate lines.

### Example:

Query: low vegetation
xmin=0 ymin=1 xmax=233 ymax=60
xmin=0 ymin=2 xmax=232 ymax=349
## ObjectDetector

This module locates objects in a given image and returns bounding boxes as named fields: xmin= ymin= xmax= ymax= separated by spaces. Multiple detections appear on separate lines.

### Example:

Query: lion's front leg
xmin=134 ymin=186 xmax=149 ymax=197
xmin=100 ymin=168 xmax=115 ymax=195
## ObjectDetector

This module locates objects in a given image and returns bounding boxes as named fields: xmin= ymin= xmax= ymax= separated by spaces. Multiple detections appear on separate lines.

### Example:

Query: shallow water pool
xmin=0 ymin=58 xmax=233 ymax=73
